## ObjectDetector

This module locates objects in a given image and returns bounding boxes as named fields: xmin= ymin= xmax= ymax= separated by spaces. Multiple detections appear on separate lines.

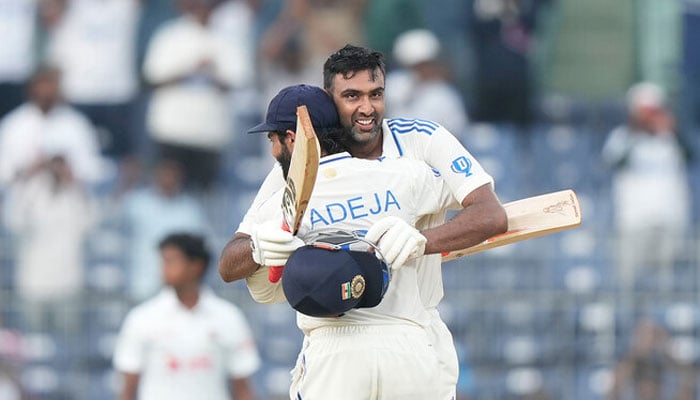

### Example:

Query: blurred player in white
xmin=115 ymin=233 xmax=260 ymax=400
xmin=219 ymin=46 xmax=506 ymax=399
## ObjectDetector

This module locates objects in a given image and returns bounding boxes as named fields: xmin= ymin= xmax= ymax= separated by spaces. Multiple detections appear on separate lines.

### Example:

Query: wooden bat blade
xmin=442 ymin=189 xmax=582 ymax=261
xmin=281 ymin=105 xmax=321 ymax=235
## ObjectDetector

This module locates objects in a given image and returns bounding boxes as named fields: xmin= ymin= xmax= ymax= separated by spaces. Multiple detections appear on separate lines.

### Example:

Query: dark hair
xmin=317 ymin=127 xmax=350 ymax=155
xmin=323 ymin=44 xmax=386 ymax=91
xmin=159 ymin=233 xmax=210 ymax=276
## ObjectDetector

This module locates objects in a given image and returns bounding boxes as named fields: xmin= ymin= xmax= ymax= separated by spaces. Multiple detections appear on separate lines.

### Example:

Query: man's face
xmin=327 ymin=68 xmax=385 ymax=148
xmin=268 ymin=131 xmax=293 ymax=179
xmin=31 ymin=72 xmax=61 ymax=112
xmin=161 ymin=245 xmax=201 ymax=288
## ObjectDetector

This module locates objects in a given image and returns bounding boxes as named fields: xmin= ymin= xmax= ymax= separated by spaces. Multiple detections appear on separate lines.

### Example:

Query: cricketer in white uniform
xmin=234 ymin=84 xmax=495 ymax=399
xmin=114 ymin=233 xmax=260 ymax=400
xmin=247 ymin=151 xmax=461 ymax=399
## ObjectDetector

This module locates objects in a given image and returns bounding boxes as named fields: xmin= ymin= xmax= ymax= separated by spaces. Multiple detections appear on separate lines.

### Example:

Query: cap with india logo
xmin=281 ymin=245 xmax=391 ymax=318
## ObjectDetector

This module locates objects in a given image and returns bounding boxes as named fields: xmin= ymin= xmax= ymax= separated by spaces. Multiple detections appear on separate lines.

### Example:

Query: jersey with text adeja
xmin=245 ymin=153 xmax=457 ymax=333
xmin=381 ymin=118 xmax=494 ymax=309
xmin=238 ymin=119 xmax=494 ymax=309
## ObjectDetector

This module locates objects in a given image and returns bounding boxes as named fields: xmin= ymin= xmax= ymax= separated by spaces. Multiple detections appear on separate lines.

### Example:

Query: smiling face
xmin=326 ymin=68 xmax=385 ymax=158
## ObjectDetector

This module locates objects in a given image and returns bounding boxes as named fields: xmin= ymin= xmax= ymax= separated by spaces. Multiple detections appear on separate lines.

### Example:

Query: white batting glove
xmin=365 ymin=216 xmax=426 ymax=270
xmin=250 ymin=220 xmax=305 ymax=267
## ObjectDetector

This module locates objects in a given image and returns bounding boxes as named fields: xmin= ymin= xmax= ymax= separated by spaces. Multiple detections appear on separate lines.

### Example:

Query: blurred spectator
xmin=259 ymin=0 xmax=366 ymax=89
xmin=0 ymin=0 xmax=39 ymax=119
xmin=469 ymin=0 xmax=543 ymax=126
xmin=608 ymin=318 xmax=696 ymax=400
xmin=143 ymin=0 xmax=245 ymax=189
xmin=113 ymin=233 xmax=260 ymax=400
xmin=209 ymin=0 xmax=261 ymax=150
xmin=602 ymin=82 xmax=691 ymax=292
xmin=121 ymin=158 xmax=208 ymax=302
xmin=46 ymin=0 xmax=142 ymax=159
xmin=0 ymin=66 xmax=107 ymax=189
xmin=386 ymin=29 xmax=468 ymax=135
xmin=3 ymin=155 xmax=97 ymax=334
xmin=258 ymin=34 xmax=316 ymax=121
xmin=364 ymin=0 xmax=423 ymax=58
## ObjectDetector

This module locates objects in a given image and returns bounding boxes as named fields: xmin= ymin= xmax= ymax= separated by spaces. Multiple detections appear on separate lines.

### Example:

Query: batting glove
xmin=250 ymin=220 xmax=305 ymax=282
xmin=365 ymin=216 xmax=426 ymax=270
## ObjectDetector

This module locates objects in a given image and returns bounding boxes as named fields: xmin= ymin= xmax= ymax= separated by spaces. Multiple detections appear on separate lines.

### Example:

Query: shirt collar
xmin=157 ymin=286 xmax=213 ymax=312
xmin=319 ymin=151 xmax=352 ymax=165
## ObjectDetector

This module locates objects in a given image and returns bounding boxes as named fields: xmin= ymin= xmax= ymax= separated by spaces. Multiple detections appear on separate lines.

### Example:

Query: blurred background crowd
xmin=0 ymin=0 xmax=700 ymax=399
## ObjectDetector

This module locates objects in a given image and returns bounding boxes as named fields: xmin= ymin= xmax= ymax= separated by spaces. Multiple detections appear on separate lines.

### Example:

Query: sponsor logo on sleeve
xmin=450 ymin=156 xmax=473 ymax=177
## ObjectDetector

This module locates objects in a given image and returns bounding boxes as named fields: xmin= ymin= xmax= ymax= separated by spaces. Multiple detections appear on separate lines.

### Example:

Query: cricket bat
xmin=270 ymin=105 xmax=321 ymax=282
xmin=441 ymin=189 xmax=582 ymax=261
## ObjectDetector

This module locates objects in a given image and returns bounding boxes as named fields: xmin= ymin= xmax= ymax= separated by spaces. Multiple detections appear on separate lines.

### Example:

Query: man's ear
xmin=285 ymin=130 xmax=296 ymax=144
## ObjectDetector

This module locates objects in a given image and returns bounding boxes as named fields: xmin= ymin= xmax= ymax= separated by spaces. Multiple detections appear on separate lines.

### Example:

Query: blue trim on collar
xmin=320 ymin=152 xmax=352 ymax=165
xmin=389 ymin=125 xmax=404 ymax=156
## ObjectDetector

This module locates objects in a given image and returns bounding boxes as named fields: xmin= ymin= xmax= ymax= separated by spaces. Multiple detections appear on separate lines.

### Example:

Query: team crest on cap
xmin=351 ymin=275 xmax=365 ymax=299
xmin=341 ymin=275 xmax=365 ymax=300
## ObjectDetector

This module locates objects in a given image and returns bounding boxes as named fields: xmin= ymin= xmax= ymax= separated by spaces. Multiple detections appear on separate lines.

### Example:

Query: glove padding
xmin=365 ymin=216 xmax=426 ymax=270
xmin=250 ymin=221 xmax=305 ymax=282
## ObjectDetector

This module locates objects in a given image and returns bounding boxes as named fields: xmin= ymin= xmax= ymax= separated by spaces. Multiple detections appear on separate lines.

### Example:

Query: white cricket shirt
xmin=0 ymin=103 xmax=106 ymax=185
xmin=238 ymin=119 xmax=494 ymax=310
xmin=113 ymin=287 xmax=261 ymax=400
xmin=245 ymin=153 xmax=458 ymax=333
xmin=47 ymin=0 xmax=140 ymax=103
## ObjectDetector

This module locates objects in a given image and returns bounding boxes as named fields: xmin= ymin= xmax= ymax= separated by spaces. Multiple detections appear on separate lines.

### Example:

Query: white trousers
xmin=426 ymin=308 xmax=459 ymax=400
xmin=290 ymin=324 xmax=442 ymax=400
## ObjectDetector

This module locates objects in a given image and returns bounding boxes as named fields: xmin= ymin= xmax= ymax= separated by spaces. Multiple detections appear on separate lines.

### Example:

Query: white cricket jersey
xmin=48 ymin=0 xmax=140 ymax=103
xmin=380 ymin=118 xmax=494 ymax=309
xmin=245 ymin=152 xmax=457 ymax=333
xmin=113 ymin=288 xmax=260 ymax=400
xmin=238 ymin=118 xmax=494 ymax=309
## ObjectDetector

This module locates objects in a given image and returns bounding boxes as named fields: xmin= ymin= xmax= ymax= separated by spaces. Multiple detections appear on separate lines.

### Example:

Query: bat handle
xmin=268 ymin=221 xmax=292 ymax=283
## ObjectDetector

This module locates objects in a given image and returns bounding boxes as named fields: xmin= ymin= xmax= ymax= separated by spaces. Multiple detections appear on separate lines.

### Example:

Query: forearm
xmin=119 ymin=373 xmax=139 ymax=400
xmin=231 ymin=377 xmax=255 ymax=400
xmin=422 ymin=184 xmax=507 ymax=254
xmin=218 ymin=233 xmax=260 ymax=282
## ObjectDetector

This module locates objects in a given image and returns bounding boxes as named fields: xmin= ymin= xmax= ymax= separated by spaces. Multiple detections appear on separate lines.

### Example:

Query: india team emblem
xmin=341 ymin=275 xmax=365 ymax=300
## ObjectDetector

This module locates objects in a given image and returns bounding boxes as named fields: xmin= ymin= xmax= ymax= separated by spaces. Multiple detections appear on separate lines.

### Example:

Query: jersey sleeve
xmin=386 ymin=119 xmax=494 ymax=204
xmin=423 ymin=125 xmax=494 ymax=203
xmin=236 ymin=164 xmax=285 ymax=235
xmin=223 ymin=306 xmax=261 ymax=378
xmin=112 ymin=311 xmax=145 ymax=374
xmin=245 ymin=267 xmax=288 ymax=304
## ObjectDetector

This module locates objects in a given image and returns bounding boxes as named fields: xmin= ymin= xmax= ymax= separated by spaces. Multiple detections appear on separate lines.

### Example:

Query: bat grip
xmin=268 ymin=221 xmax=291 ymax=283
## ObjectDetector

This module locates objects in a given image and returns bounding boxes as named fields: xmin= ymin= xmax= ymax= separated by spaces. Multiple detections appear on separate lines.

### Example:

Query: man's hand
xmin=250 ymin=221 xmax=304 ymax=282
xmin=365 ymin=216 xmax=426 ymax=270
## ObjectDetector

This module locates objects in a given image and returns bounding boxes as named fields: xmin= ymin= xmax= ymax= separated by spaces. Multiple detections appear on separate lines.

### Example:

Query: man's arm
xmin=219 ymin=233 xmax=259 ymax=282
xmin=230 ymin=377 xmax=255 ymax=400
xmin=422 ymin=184 xmax=507 ymax=254
xmin=119 ymin=373 xmax=139 ymax=400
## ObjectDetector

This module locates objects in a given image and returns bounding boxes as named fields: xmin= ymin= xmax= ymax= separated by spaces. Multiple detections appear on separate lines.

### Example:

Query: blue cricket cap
xmin=282 ymin=245 xmax=390 ymax=318
xmin=247 ymin=84 xmax=339 ymax=134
